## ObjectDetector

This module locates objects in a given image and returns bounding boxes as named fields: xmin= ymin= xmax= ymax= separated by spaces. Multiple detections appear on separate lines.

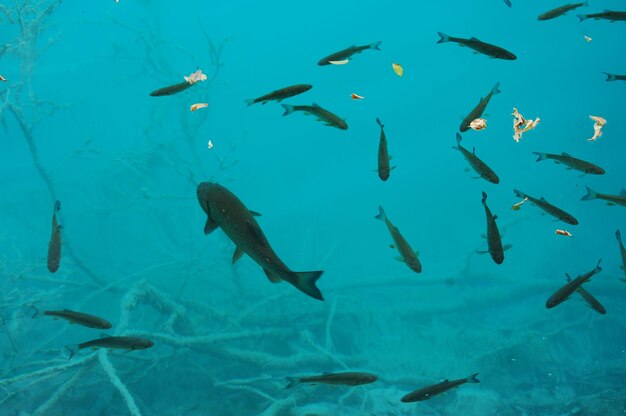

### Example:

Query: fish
xmin=32 ymin=307 xmax=112 ymax=329
xmin=65 ymin=335 xmax=154 ymax=359
xmin=616 ymin=230 xmax=626 ymax=275
xmin=503 ymin=0 xmax=512 ymax=7
xmin=150 ymin=82 xmax=194 ymax=97
xmin=453 ymin=134 xmax=499 ymax=184
xmin=555 ymin=229 xmax=573 ymax=237
xmin=190 ymin=103 xmax=209 ymax=112
xmin=531 ymin=152 xmax=605 ymax=175
xmin=480 ymin=192 xmax=504 ymax=264
xmin=401 ymin=373 xmax=480 ymax=402
xmin=47 ymin=200 xmax=62 ymax=273
xmin=570 ymin=276 xmax=606 ymax=315
xmin=392 ymin=63 xmax=403 ymax=77
xmin=603 ymin=73 xmax=626 ymax=82
xmin=375 ymin=118 xmax=393 ymax=181
xmin=281 ymin=103 xmax=348 ymax=130
xmin=578 ymin=11 xmax=626 ymax=22
xmin=245 ymin=84 xmax=312 ymax=107
xmin=317 ymin=41 xmax=382 ymax=66
xmin=546 ymin=260 xmax=601 ymax=308
xmin=437 ymin=33 xmax=516 ymax=60
xmin=460 ymin=83 xmax=501 ymax=132
xmin=513 ymin=190 xmax=579 ymax=225
xmin=197 ymin=182 xmax=324 ymax=300
xmin=538 ymin=2 xmax=588 ymax=21
xmin=375 ymin=206 xmax=422 ymax=273
xmin=286 ymin=372 xmax=378 ymax=389
xmin=581 ymin=187 xmax=626 ymax=207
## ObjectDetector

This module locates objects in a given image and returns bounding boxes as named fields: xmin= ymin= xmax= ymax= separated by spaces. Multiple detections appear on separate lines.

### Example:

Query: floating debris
xmin=318 ymin=41 xmax=382 ymax=66
xmin=469 ymin=118 xmax=487 ymax=131
xmin=392 ymin=63 xmax=403 ymax=77
xmin=511 ymin=197 xmax=528 ymax=210
xmin=190 ymin=103 xmax=209 ymax=112
xmin=584 ymin=35 xmax=592 ymax=42
xmin=555 ymin=229 xmax=573 ymax=237
xmin=184 ymin=69 xmax=207 ymax=84
xmin=207 ymin=140 xmax=213 ymax=149
xmin=245 ymin=84 xmax=312 ymax=106
xmin=328 ymin=60 xmax=349 ymax=65
xmin=0 ymin=75 xmax=6 ymax=81
xmin=587 ymin=115 xmax=606 ymax=142
xmin=512 ymin=108 xmax=540 ymax=142
xmin=351 ymin=93 xmax=365 ymax=100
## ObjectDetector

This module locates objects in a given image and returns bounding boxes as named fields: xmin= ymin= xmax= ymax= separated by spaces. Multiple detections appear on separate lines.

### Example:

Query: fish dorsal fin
xmin=503 ymin=243 xmax=513 ymax=252
xmin=249 ymin=210 xmax=262 ymax=217
xmin=493 ymin=214 xmax=498 ymax=220
xmin=232 ymin=246 xmax=245 ymax=264
xmin=312 ymin=102 xmax=321 ymax=108
xmin=441 ymin=379 xmax=450 ymax=384
xmin=470 ymin=37 xmax=479 ymax=41
xmin=204 ymin=217 xmax=218 ymax=235
xmin=247 ymin=220 xmax=265 ymax=245
xmin=561 ymin=152 xmax=572 ymax=157
xmin=540 ymin=197 xmax=547 ymax=202
xmin=472 ymin=147 xmax=476 ymax=155
xmin=565 ymin=273 xmax=572 ymax=282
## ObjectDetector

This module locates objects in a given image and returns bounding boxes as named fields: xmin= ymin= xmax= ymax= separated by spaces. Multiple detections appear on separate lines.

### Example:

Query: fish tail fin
xmin=436 ymin=32 xmax=450 ymax=43
xmin=285 ymin=377 xmax=300 ymax=389
xmin=244 ymin=99 xmax=255 ymax=107
xmin=467 ymin=373 xmax=480 ymax=383
xmin=581 ymin=186 xmax=598 ymax=201
xmin=374 ymin=205 xmax=387 ymax=221
xmin=513 ymin=189 xmax=526 ymax=199
xmin=65 ymin=344 xmax=79 ymax=360
xmin=503 ymin=0 xmax=512 ymax=7
xmin=481 ymin=191 xmax=488 ymax=205
xmin=532 ymin=152 xmax=547 ymax=162
xmin=53 ymin=200 xmax=61 ymax=212
xmin=376 ymin=117 xmax=384 ymax=128
xmin=30 ymin=305 xmax=42 ymax=319
xmin=577 ymin=14 xmax=588 ymax=22
xmin=594 ymin=259 xmax=602 ymax=273
xmin=603 ymin=72 xmax=616 ymax=82
xmin=455 ymin=133 xmax=463 ymax=147
xmin=491 ymin=82 xmax=501 ymax=95
xmin=281 ymin=104 xmax=295 ymax=116
xmin=291 ymin=271 xmax=324 ymax=301
xmin=369 ymin=41 xmax=382 ymax=51
xmin=617 ymin=229 xmax=622 ymax=243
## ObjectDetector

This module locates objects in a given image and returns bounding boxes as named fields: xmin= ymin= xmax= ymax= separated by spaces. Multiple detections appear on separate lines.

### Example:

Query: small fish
xmin=555 ymin=229 xmax=573 ymax=237
xmin=480 ymin=192 xmax=504 ymax=264
xmin=33 ymin=307 xmax=112 ymax=329
xmin=375 ymin=118 xmax=393 ymax=181
xmin=546 ymin=260 xmax=601 ymax=308
xmin=401 ymin=373 xmax=480 ymax=402
xmin=437 ymin=33 xmax=516 ymax=60
xmin=65 ymin=335 xmax=154 ymax=359
xmin=616 ymin=230 xmax=626 ymax=275
xmin=460 ymin=82 xmax=501 ymax=132
xmin=317 ymin=41 xmax=382 ymax=66
xmin=0 ymin=75 xmax=6 ymax=81
xmin=538 ymin=2 xmax=588 ymax=21
xmin=375 ymin=206 xmax=422 ymax=273
xmin=281 ymin=103 xmax=347 ymax=130
xmin=503 ymin=0 xmax=512 ymax=7
xmin=197 ymin=182 xmax=324 ymax=300
xmin=569 ymin=276 xmax=606 ymax=314
xmin=469 ymin=118 xmax=487 ymax=131
xmin=603 ymin=72 xmax=626 ymax=82
xmin=351 ymin=93 xmax=365 ymax=100
xmin=286 ymin=372 xmax=378 ymax=389
xmin=532 ymin=152 xmax=605 ymax=175
xmin=584 ymin=35 xmax=592 ymax=42
xmin=150 ymin=69 xmax=206 ymax=97
xmin=581 ymin=187 xmax=626 ymax=207
xmin=190 ymin=103 xmax=209 ymax=112
xmin=453 ymin=134 xmax=499 ymax=184
xmin=511 ymin=197 xmax=528 ymax=210
xmin=392 ymin=63 xmax=403 ymax=77
xmin=513 ymin=190 xmax=579 ymax=225
xmin=245 ymin=84 xmax=312 ymax=107
xmin=47 ymin=200 xmax=62 ymax=273
xmin=578 ymin=11 xmax=626 ymax=22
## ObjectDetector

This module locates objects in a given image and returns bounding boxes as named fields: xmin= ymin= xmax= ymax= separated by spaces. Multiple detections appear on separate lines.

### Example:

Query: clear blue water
xmin=1 ymin=1 xmax=625 ymax=415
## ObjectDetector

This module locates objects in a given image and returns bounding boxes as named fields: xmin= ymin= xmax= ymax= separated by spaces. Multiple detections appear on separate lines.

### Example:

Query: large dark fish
xmin=603 ymin=73 xmax=626 ymax=82
xmin=480 ymin=192 xmax=504 ymax=264
xmin=581 ymin=187 xmax=626 ymax=207
xmin=317 ymin=41 xmax=382 ymax=65
xmin=245 ymin=84 xmax=312 ymax=106
xmin=401 ymin=373 xmax=480 ymax=402
xmin=281 ymin=103 xmax=347 ymax=130
xmin=197 ymin=182 xmax=324 ymax=300
xmin=578 ymin=11 xmax=626 ymax=22
xmin=454 ymin=134 xmax=499 ymax=184
xmin=47 ymin=200 xmax=62 ymax=273
xmin=375 ymin=206 xmax=422 ymax=273
xmin=33 ymin=308 xmax=112 ymax=329
xmin=286 ymin=372 xmax=378 ymax=389
xmin=149 ymin=82 xmax=194 ymax=97
xmin=617 ymin=230 xmax=626 ymax=277
xmin=546 ymin=260 xmax=601 ymax=308
xmin=66 ymin=335 xmax=154 ymax=359
xmin=538 ymin=2 xmax=588 ymax=21
xmin=436 ymin=33 xmax=516 ymax=60
xmin=375 ymin=118 xmax=393 ymax=181
xmin=513 ymin=189 xmax=579 ymax=225
xmin=532 ymin=152 xmax=605 ymax=175
xmin=460 ymin=82 xmax=501 ymax=132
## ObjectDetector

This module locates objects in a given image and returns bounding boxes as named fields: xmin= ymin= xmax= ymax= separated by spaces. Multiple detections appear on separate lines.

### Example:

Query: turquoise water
xmin=1 ymin=1 xmax=625 ymax=415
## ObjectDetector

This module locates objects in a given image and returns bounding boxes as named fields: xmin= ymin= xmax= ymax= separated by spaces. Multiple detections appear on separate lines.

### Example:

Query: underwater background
xmin=1 ymin=0 xmax=625 ymax=415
